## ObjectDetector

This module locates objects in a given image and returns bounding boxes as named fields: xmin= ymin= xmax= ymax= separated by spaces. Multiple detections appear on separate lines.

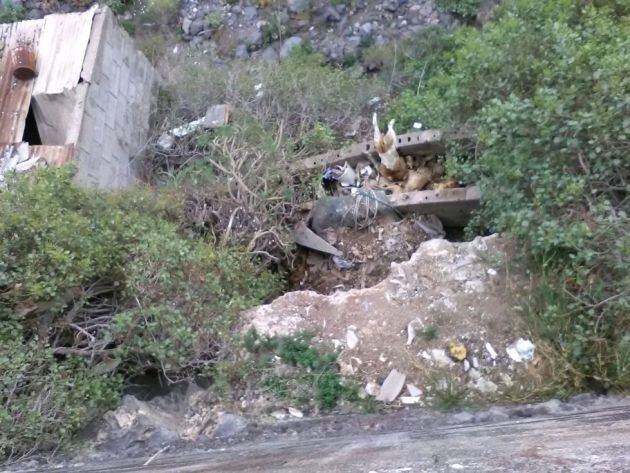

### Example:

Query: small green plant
xmin=107 ymin=0 xmax=133 ymax=15
xmin=430 ymin=378 xmax=469 ymax=410
xmin=242 ymin=330 xmax=356 ymax=410
xmin=421 ymin=325 xmax=438 ymax=341
xmin=205 ymin=10 xmax=224 ymax=30
xmin=0 ymin=2 xmax=25 ymax=24
xmin=300 ymin=122 xmax=336 ymax=154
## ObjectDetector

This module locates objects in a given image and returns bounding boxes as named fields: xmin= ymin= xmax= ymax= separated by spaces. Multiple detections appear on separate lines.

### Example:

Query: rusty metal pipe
xmin=11 ymin=44 xmax=37 ymax=81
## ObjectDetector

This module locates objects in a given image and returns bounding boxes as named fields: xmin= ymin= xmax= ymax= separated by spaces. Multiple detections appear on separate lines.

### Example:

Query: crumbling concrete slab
xmin=388 ymin=185 xmax=481 ymax=227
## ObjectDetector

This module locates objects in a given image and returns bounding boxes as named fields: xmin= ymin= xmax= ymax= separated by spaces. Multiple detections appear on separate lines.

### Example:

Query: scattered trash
xmin=485 ymin=342 xmax=498 ymax=360
xmin=406 ymin=383 xmax=422 ymax=397
xmin=332 ymin=255 xmax=354 ymax=270
xmin=487 ymin=268 xmax=497 ymax=277
xmin=346 ymin=327 xmax=359 ymax=349
xmin=430 ymin=348 xmax=453 ymax=367
xmin=463 ymin=359 xmax=470 ymax=372
xmin=448 ymin=342 xmax=467 ymax=362
xmin=406 ymin=318 xmax=424 ymax=345
xmin=322 ymin=162 xmax=357 ymax=188
xmin=412 ymin=122 xmax=423 ymax=129
xmin=203 ymin=104 xmax=231 ymax=129
xmin=506 ymin=338 xmax=536 ymax=362
xmin=364 ymin=381 xmax=381 ymax=397
xmin=474 ymin=377 xmax=498 ymax=394
xmin=379 ymin=352 xmax=388 ymax=363
xmin=450 ymin=464 xmax=465 ymax=470
xmin=270 ymin=410 xmax=287 ymax=420
xmin=368 ymin=96 xmax=381 ymax=106
xmin=171 ymin=117 xmax=206 ymax=138
xmin=293 ymin=222 xmax=342 ymax=256
xmin=400 ymin=396 xmax=421 ymax=404
xmin=471 ymin=356 xmax=479 ymax=369
xmin=254 ymin=82 xmax=264 ymax=98
xmin=376 ymin=369 xmax=406 ymax=403
xmin=288 ymin=407 xmax=304 ymax=418
xmin=156 ymin=132 xmax=175 ymax=150
xmin=415 ymin=214 xmax=445 ymax=239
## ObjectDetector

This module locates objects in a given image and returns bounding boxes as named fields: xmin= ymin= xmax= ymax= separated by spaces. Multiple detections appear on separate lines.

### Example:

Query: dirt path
xmin=24 ymin=398 xmax=630 ymax=473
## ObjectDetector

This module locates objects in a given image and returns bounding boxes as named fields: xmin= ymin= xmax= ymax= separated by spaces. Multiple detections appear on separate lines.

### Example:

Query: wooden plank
xmin=32 ymin=5 xmax=97 ymax=96
xmin=0 ymin=20 xmax=43 ymax=143
xmin=290 ymin=129 xmax=446 ymax=172
xmin=30 ymin=144 xmax=75 ymax=167
xmin=388 ymin=185 xmax=481 ymax=227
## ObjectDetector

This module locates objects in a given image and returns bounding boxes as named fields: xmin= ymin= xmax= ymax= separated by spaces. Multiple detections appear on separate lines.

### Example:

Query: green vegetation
xmin=2 ymin=0 xmax=629 ymax=461
xmin=389 ymin=0 xmax=630 ymax=389
xmin=205 ymin=10 xmax=224 ymax=30
xmin=0 ymin=2 xmax=25 ymax=24
xmin=240 ymin=330 xmax=357 ymax=410
xmin=0 ymin=168 xmax=278 ymax=458
xmin=436 ymin=0 xmax=481 ymax=18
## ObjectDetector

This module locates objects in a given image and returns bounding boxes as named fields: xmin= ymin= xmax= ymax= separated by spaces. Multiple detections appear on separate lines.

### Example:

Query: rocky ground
xmin=247 ymin=234 xmax=545 ymax=407
xmin=9 ymin=394 xmax=630 ymax=471
xmin=176 ymin=0 xmax=461 ymax=62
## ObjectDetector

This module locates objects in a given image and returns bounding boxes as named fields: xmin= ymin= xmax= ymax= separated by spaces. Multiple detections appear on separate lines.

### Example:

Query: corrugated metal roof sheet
xmin=32 ymin=6 xmax=97 ymax=96
xmin=0 ymin=7 xmax=96 ymax=144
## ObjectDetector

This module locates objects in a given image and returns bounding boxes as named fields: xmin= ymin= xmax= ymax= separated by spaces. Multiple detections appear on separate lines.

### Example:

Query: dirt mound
xmin=290 ymin=215 xmax=432 ymax=294
xmin=246 ymin=235 xmax=549 ymax=405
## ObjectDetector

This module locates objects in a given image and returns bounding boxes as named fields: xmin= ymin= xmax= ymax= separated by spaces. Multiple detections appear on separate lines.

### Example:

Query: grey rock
xmin=189 ymin=18 xmax=205 ymax=36
xmin=383 ymin=0 xmax=401 ymax=12
xmin=234 ymin=43 xmax=249 ymax=59
xmin=287 ymin=0 xmax=310 ymax=14
xmin=240 ymin=26 xmax=264 ymax=50
xmin=279 ymin=36 xmax=303 ymax=59
xmin=335 ymin=3 xmax=347 ymax=14
xmin=212 ymin=413 xmax=249 ymax=438
xmin=27 ymin=8 xmax=44 ymax=19
xmin=359 ymin=22 xmax=373 ymax=36
xmin=324 ymin=6 xmax=341 ymax=22
xmin=182 ymin=17 xmax=192 ymax=35
xmin=261 ymin=46 xmax=279 ymax=62
xmin=243 ymin=6 xmax=258 ymax=21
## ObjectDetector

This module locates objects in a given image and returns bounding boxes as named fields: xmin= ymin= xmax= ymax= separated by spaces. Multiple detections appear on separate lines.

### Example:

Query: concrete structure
xmin=0 ymin=5 xmax=157 ymax=188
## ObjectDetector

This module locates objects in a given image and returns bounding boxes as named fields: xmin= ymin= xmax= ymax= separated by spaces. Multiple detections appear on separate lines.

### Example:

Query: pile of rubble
xmin=246 ymin=234 xmax=544 ymax=406
xmin=177 ymin=0 xmax=463 ymax=62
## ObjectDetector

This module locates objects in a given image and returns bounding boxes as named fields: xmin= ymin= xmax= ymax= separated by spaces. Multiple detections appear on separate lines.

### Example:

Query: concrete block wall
xmin=75 ymin=8 xmax=157 ymax=189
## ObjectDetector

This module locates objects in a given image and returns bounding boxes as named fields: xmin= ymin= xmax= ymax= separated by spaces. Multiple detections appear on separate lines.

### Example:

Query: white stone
xmin=288 ymin=407 xmax=304 ymax=418
xmin=346 ymin=328 xmax=359 ymax=349
xmin=485 ymin=342 xmax=498 ymax=359
xmin=376 ymin=369 xmax=406 ymax=403
xmin=406 ymin=383 xmax=422 ymax=397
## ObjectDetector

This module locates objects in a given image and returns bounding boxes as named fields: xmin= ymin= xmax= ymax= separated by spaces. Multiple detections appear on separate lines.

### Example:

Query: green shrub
xmin=390 ymin=0 xmax=630 ymax=388
xmin=0 ymin=167 xmax=279 ymax=457
xmin=0 ymin=2 xmax=25 ymax=24
xmin=205 ymin=10 xmax=224 ymax=30
xmin=436 ymin=0 xmax=481 ymax=18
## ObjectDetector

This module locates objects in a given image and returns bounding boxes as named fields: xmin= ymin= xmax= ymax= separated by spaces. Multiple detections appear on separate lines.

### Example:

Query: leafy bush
xmin=0 ymin=167 xmax=279 ymax=458
xmin=436 ymin=0 xmax=481 ymax=18
xmin=390 ymin=0 xmax=630 ymax=388
xmin=0 ymin=2 xmax=25 ymax=24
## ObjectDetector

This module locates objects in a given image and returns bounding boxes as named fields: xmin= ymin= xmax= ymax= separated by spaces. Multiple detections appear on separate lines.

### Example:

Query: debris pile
xmin=246 ymin=235 xmax=544 ymax=406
